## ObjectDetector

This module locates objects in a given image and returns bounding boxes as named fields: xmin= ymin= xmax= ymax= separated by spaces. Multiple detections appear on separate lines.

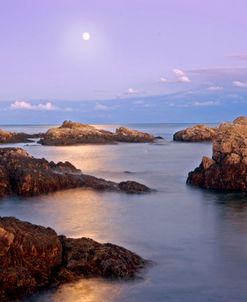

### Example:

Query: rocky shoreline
xmin=0 ymin=217 xmax=147 ymax=301
xmin=0 ymin=147 xmax=151 ymax=198
xmin=187 ymin=119 xmax=247 ymax=191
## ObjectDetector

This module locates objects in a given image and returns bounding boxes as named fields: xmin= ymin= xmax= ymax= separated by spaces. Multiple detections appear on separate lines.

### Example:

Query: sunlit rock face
xmin=233 ymin=116 xmax=247 ymax=125
xmin=0 ymin=217 xmax=147 ymax=301
xmin=0 ymin=147 xmax=151 ymax=198
xmin=187 ymin=121 xmax=247 ymax=191
xmin=173 ymin=124 xmax=217 ymax=142
xmin=40 ymin=121 xmax=155 ymax=145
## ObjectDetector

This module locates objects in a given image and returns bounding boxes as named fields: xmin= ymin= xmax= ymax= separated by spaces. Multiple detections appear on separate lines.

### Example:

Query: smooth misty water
xmin=1 ymin=124 xmax=247 ymax=302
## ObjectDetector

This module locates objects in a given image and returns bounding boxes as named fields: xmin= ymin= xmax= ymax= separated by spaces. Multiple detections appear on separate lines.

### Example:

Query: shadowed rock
xmin=0 ymin=217 xmax=147 ymax=301
xmin=0 ymin=147 xmax=151 ymax=198
xmin=187 ymin=122 xmax=247 ymax=191
xmin=39 ymin=121 xmax=155 ymax=145
xmin=173 ymin=124 xmax=217 ymax=142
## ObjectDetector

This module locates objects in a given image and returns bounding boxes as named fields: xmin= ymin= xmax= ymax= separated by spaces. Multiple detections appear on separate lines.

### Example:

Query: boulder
xmin=187 ymin=122 xmax=247 ymax=191
xmin=0 ymin=217 xmax=147 ymax=301
xmin=114 ymin=127 xmax=155 ymax=143
xmin=40 ymin=121 xmax=155 ymax=145
xmin=119 ymin=181 xmax=151 ymax=193
xmin=0 ymin=147 xmax=151 ymax=198
xmin=173 ymin=124 xmax=217 ymax=142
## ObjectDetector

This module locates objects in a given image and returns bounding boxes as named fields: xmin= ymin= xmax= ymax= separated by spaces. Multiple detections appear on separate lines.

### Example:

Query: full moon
xmin=82 ymin=32 xmax=90 ymax=41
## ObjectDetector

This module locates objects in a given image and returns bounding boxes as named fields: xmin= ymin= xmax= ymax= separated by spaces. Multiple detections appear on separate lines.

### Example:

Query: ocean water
xmin=1 ymin=123 xmax=247 ymax=302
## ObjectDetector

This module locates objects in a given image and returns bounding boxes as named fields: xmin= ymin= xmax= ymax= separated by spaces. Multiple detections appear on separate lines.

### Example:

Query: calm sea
xmin=1 ymin=123 xmax=247 ymax=302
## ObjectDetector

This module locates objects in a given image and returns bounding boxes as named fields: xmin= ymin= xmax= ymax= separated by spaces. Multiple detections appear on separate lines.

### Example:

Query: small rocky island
xmin=173 ymin=124 xmax=218 ymax=142
xmin=39 ymin=121 xmax=155 ymax=145
xmin=0 ymin=217 xmax=147 ymax=301
xmin=187 ymin=119 xmax=247 ymax=191
xmin=0 ymin=147 xmax=151 ymax=198
xmin=0 ymin=129 xmax=43 ymax=144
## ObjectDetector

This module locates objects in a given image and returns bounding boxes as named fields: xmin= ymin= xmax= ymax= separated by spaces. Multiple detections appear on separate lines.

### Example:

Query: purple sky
xmin=0 ymin=0 xmax=247 ymax=123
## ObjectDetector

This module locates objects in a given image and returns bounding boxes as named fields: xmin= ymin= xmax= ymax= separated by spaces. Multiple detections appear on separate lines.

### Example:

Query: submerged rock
xmin=173 ymin=124 xmax=217 ymax=142
xmin=0 ymin=147 xmax=151 ymax=198
xmin=0 ymin=129 xmax=43 ymax=144
xmin=0 ymin=217 xmax=146 ymax=301
xmin=187 ymin=122 xmax=247 ymax=191
xmin=40 ymin=121 xmax=155 ymax=145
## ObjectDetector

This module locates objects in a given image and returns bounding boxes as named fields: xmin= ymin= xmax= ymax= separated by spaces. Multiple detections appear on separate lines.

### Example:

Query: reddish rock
xmin=187 ymin=122 xmax=247 ymax=191
xmin=0 ymin=217 xmax=147 ymax=301
xmin=0 ymin=147 xmax=151 ymax=198
xmin=233 ymin=116 xmax=247 ymax=125
xmin=0 ymin=129 xmax=43 ymax=144
xmin=173 ymin=124 xmax=217 ymax=142
xmin=0 ymin=217 xmax=62 ymax=300
xmin=40 ymin=121 xmax=155 ymax=145
xmin=114 ymin=127 xmax=155 ymax=143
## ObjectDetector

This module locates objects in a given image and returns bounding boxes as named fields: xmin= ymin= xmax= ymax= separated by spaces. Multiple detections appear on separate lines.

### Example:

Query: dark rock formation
xmin=0 ymin=147 xmax=151 ymax=198
xmin=0 ymin=217 xmax=146 ymax=301
xmin=187 ymin=122 xmax=247 ymax=191
xmin=39 ymin=121 xmax=155 ymax=145
xmin=119 ymin=181 xmax=151 ymax=193
xmin=173 ymin=124 xmax=217 ymax=142
xmin=0 ymin=129 xmax=43 ymax=144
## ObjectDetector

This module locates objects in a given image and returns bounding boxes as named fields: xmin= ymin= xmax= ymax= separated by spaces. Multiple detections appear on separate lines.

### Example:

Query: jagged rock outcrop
xmin=0 ymin=217 xmax=146 ymax=301
xmin=39 ymin=121 xmax=155 ymax=145
xmin=0 ymin=148 xmax=151 ymax=198
xmin=173 ymin=124 xmax=217 ymax=142
xmin=187 ymin=122 xmax=247 ymax=191
xmin=233 ymin=116 xmax=247 ymax=125
xmin=0 ymin=129 xmax=43 ymax=144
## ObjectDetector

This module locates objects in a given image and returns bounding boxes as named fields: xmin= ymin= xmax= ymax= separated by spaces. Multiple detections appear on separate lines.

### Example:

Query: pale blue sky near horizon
xmin=0 ymin=0 xmax=247 ymax=123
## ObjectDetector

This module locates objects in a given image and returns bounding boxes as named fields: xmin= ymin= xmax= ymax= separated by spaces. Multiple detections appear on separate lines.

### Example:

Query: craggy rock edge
xmin=187 ymin=121 xmax=247 ymax=191
xmin=0 ymin=217 xmax=147 ymax=301
xmin=0 ymin=147 xmax=151 ymax=198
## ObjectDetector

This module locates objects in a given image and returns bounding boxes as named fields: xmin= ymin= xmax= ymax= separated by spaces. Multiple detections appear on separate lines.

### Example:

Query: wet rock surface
xmin=187 ymin=121 xmax=247 ymax=191
xmin=0 ymin=147 xmax=151 ymax=198
xmin=0 ymin=217 xmax=147 ymax=301
xmin=173 ymin=124 xmax=217 ymax=142
xmin=40 ymin=121 xmax=155 ymax=145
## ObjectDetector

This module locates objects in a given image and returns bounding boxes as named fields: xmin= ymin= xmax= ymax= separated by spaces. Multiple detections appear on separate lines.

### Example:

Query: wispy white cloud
xmin=127 ymin=88 xmax=139 ymax=94
xmin=192 ymin=100 xmax=219 ymax=107
xmin=160 ymin=77 xmax=168 ymax=83
xmin=228 ymin=54 xmax=247 ymax=60
xmin=232 ymin=80 xmax=247 ymax=88
xmin=10 ymin=101 xmax=58 ymax=111
xmin=207 ymin=86 xmax=223 ymax=91
xmin=95 ymin=102 xmax=114 ymax=111
xmin=168 ymin=100 xmax=219 ymax=108
xmin=173 ymin=69 xmax=191 ymax=83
